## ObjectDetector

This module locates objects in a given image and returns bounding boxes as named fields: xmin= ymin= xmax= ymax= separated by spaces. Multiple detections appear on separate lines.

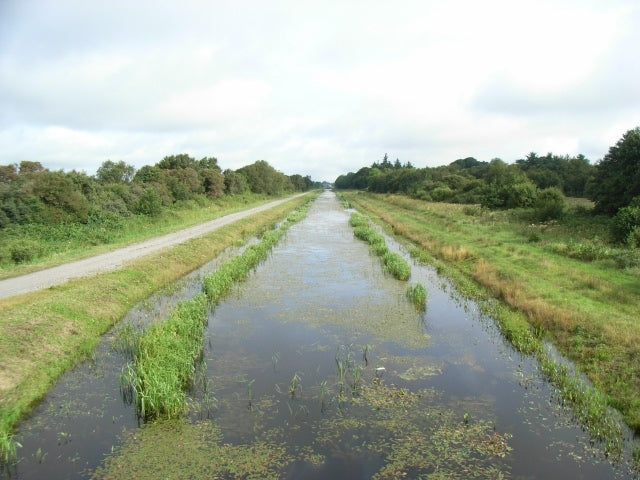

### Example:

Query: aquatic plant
xmin=319 ymin=381 xmax=329 ymax=412
xmin=246 ymin=379 xmax=256 ymax=409
xmin=349 ymin=212 xmax=411 ymax=280
xmin=406 ymin=283 xmax=428 ymax=309
xmin=289 ymin=373 xmax=302 ymax=398
xmin=125 ymin=294 xmax=209 ymax=419
xmin=112 ymin=323 xmax=140 ymax=357
xmin=382 ymin=251 xmax=411 ymax=280
xmin=0 ymin=430 xmax=21 ymax=469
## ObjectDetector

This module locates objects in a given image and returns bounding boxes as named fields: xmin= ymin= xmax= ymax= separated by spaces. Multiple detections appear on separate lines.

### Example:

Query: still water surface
xmin=7 ymin=191 xmax=637 ymax=479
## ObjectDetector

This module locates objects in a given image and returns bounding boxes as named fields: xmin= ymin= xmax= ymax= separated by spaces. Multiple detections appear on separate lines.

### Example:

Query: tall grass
xmin=124 ymin=201 xmax=313 ymax=419
xmin=406 ymin=283 xmax=428 ymax=310
xmin=123 ymin=294 xmax=208 ymax=419
xmin=349 ymin=212 xmax=410 ymax=281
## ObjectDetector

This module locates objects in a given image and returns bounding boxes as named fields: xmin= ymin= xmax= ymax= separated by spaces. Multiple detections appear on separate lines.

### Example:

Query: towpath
xmin=0 ymin=194 xmax=306 ymax=300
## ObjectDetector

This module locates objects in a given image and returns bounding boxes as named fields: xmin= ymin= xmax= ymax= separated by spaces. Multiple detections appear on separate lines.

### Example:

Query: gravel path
xmin=0 ymin=195 xmax=305 ymax=300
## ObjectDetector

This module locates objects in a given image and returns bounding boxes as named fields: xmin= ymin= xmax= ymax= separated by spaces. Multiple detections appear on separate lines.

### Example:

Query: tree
xmin=96 ymin=160 xmax=135 ymax=184
xmin=223 ymin=169 xmax=248 ymax=195
xmin=198 ymin=157 xmax=221 ymax=172
xmin=589 ymin=127 xmax=640 ymax=214
xmin=200 ymin=169 xmax=225 ymax=198
xmin=157 ymin=153 xmax=198 ymax=170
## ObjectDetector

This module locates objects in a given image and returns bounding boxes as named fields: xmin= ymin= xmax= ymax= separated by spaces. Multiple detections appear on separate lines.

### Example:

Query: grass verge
xmin=342 ymin=191 xmax=638 ymax=457
xmin=0 ymin=192 xmax=315 ymax=465
xmin=0 ymin=192 xmax=290 ymax=280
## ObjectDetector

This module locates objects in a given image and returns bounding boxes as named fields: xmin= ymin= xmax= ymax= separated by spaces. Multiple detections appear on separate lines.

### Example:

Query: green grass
xmin=349 ymin=212 xmax=410 ymax=281
xmin=125 ymin=294 xmax=208 ymax=419
xmin=406 ymin=283 xmax=428 ymax=310
xmin=0 ymin=193 xmax=315 ymax=466
xmin=343 ymin=191 xmax=639 ymax=451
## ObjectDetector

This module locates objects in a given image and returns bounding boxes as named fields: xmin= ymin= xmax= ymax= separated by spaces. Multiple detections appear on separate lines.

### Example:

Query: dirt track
xmin=0 ymin=195 xmax=305 ymax=300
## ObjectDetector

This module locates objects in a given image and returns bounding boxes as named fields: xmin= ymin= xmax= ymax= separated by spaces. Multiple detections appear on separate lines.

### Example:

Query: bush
xmin=10 ymin=240 xmax=43 ymax=264
xmin=533 ymin=187 xmax=565 ymax=221
xmin=135 ymin=187 xmax=163 ymax=216
xmin=610 ymin=204 xmax=640 ymax=245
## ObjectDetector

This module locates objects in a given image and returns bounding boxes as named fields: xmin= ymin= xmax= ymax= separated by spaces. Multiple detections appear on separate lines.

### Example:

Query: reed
xmin=348 ymin=212 xmax=410 ymax=280
xmin=406 ymin=283 xmax=428 ymax=310
xmin=289 ymin=373 xmax=302 ymax=398
xmin=0 ymin=431 xmax=21 ymax=469
xmin=382 ymin=251 xmax=411 ymax=280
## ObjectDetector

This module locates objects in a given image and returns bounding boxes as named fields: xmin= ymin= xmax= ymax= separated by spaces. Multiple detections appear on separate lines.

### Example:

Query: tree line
xmin=335 ymin=128 xmax=640 ymax=245
xmin=0 ymin=154 xmax=317 ymax=228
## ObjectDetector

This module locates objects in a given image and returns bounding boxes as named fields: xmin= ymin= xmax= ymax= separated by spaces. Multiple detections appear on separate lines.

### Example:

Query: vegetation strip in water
xmin=121 ymin=199 xmax=315 ymax=419
xmin=0 ymin=193 xmax=315 ymax=466
xmin=343 ymin=191 xmax=636 ymax=459
xmin=349 ymin=212 xmax=411 ymax=280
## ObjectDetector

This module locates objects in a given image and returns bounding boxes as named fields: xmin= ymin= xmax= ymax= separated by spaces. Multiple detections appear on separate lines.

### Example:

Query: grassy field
xmin=0 ymin=192 xmax=284 ymax=280
xmin=0 ymin=192 xmax=314 ymax=462
xmin=341 ymin=191 xmax=640 ymax=435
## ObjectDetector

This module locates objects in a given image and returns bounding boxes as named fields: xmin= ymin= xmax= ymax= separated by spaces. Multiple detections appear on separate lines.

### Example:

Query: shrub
xmin=610 ymin=204 xmax=640 ymax=245
xmin=9 ymin=240 xmax=43 ymax=264
xmin=135 ymin=187 xmax=163 ymax=216
xmin=533 ymin=187 xmax=565 ymax=221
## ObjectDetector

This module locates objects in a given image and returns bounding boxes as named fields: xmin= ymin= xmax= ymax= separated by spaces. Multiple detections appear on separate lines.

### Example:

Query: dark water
xmin=5 ymin=191 xmax=638 ymax=479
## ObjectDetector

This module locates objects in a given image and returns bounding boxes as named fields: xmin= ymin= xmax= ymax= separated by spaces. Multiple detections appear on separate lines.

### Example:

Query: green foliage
xmin=348 ymin=212 xmax=410 ymax=280
xmin=125 ymin=294 xmax=209 ymax=419
xmin=590 ymin=127 xmax=640 ymax=214
xmin=406 ymin=283 xmax=427 ymax=309
xmin=533 ymin=187 xmax=565 ymax=221
xmin=237 ymin=160 xmax=294 ymax=195
xmin=222 ymin=169 xmax=248 ymax=195
xmin=610 ymin=201 xmax=640 ymax=246
xmin=96 ymin=160 xmax=135 ymax=184
xmin=382 ymin=251 xmax=411 ymax=280
xmin=135 ymin=187 xmax=163 ymax=216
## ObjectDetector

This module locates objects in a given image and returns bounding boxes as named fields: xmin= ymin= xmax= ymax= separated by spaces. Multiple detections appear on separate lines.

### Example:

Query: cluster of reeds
xmin=0 ymin=431 xmax=21 ymax=470
xmin=122 ymin=203 xmax=313 ymax=420
xmin=122 ymin=294 xmax=208 ymax=419
xmin=406 ymin=283 xmax=428 ymax=310
xmin=349 ymin=212 xmax=411 ymax=280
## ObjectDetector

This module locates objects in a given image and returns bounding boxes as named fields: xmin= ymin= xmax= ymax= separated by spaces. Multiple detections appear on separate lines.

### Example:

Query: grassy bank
xmin=341 ymin=191 xmax=640 ymax=442
xmin=0 ymin=192 xmax=287 ymax=281
xmin=0 ymin=193 xmax=314 ymax=464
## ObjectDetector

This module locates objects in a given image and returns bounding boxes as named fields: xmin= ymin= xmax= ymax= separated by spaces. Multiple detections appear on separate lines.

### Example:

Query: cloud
xmin=1 ymin=0 xmax=639 ymax=181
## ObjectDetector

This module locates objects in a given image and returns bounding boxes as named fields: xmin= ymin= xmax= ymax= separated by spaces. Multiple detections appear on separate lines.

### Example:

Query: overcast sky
xmin=1 ymin=0 xmax=639 ymax=182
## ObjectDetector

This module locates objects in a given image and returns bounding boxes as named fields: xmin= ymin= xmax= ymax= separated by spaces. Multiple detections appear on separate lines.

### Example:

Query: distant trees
xmin=236 ymin=160 xmax=295 ymax=195
xmin=0 ymin=155 xmax=315 ymax=229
